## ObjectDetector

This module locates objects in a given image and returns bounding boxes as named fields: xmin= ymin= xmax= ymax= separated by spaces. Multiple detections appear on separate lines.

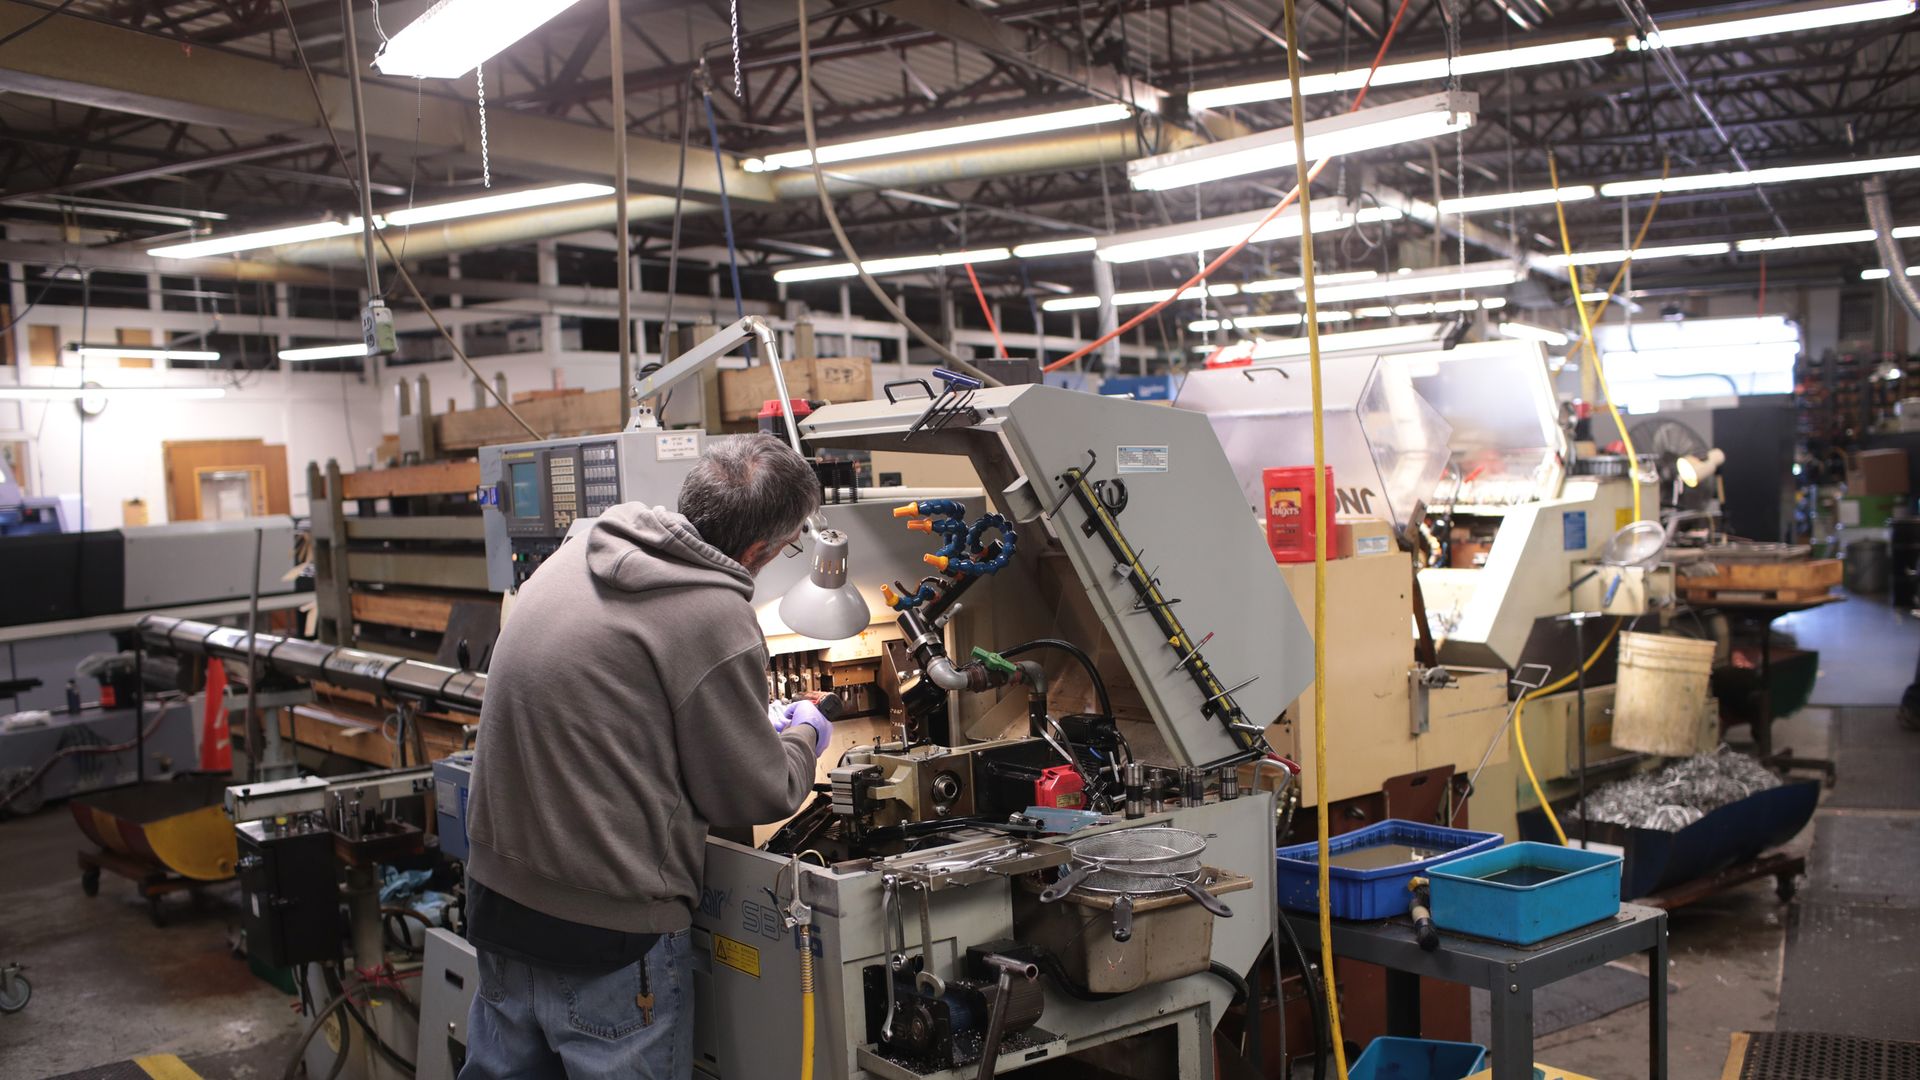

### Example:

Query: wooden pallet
xmin=1681 ymin=557 xmax=1842 ymax=593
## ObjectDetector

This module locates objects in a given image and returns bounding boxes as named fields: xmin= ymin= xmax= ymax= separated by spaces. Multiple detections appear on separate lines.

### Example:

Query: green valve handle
xmin=971 ymin=646 xmax=1018 ymax=677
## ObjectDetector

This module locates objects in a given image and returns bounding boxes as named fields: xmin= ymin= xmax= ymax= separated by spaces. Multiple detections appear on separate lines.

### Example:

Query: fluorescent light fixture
xmin=1299 ymin=260 xmax=1524 ymax=302
xmin=1189 ymin=38 xmax=1615 ymax=110
xmin=0 ymin=385 xmax=227 ymax=400
xmin=1600 ymin=154 xmax=1920 ymax=198
xmin=1202 ymin=321 xmax=1455 ymax=363
xmin=1441 ymin=185 xmax=1595 ymax=215
xmin=772 ymin=248 xmax=1010 ymax=284
xmin=148 ymin=219 xmax=360 ymax=259
xmin=6 ymin=200 xmax=199 ymax=228
xmin=1736 ymin=229 xmax=1879 ymax=253
xmin=1242 ymin=270 xmax=1377 ymax=294
xmin=1041 ymin=283 xmax=1242 ymax=312
xmin=373 ymin=0 xmax=590 ymax=79
xmin=1628 ymin=0 xmax=1914 ymax=51
xmin=1543 ymin=241 xmax=1731 ymax=267
xmin=1499 ymin=321 xmax=1570 ymax=347
xmin=1095 ymin=199 xmax=1390 ymax=264
xmin=1013 ymin=237 xmax=1099 ymax=258
xmin=743 ymin=104 xmax=1132 ymax=172
xmin=1896 ymin=226 xmax=1920 ymax=239
xmin=69 ymin=345 xmax=221 ymax=362
xmin=1129 ymin=92 xmax=1476 ymax=191
xmin=384 ymin=183 xmax=612 ymax=226
xmin=280 ymin=343 xmax=373 ymax=362
xmin=1189 ymin=311 xmax=1354 ymax=332
xmin=1862 ymin=267 xmax=1920 ymax=280
xmin=1377 ymin=297 xmax=1506 ymax=316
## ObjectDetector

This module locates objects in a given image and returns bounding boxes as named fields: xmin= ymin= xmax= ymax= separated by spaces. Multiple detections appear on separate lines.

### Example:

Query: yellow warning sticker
xmin=1615 ymin=507 xmax=1634 ymax=532
xmin=713 ymin=934 xmax=761 ymax=979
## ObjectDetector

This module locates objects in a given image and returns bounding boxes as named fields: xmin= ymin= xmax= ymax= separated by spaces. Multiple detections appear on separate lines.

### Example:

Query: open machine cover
xmin=1401 ymin=340 xmax=1569 ymax=506
xmin=1174 ymin=354 xmax=1453 ymax=529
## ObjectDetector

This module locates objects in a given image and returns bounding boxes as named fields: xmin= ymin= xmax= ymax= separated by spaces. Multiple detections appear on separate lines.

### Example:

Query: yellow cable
xmin=1279 ymin=0 xmax=1347 ymax=1074
xmin=1513 ymin=618 xmax=1624 ymax=846
xmin=1548 ymin=151 xmax=1652 ymax=524
xmin=799 ymin=925 xmax=816 ymax=1080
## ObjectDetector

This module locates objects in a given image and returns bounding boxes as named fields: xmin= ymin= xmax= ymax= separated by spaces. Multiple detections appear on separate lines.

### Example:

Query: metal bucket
xmin=1844 ymin=538 xmax=1890 ymax=595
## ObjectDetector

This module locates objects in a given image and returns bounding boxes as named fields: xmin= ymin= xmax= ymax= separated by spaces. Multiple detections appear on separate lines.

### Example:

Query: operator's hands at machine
xmin=770 ymin=698 xmax=834 ymax=755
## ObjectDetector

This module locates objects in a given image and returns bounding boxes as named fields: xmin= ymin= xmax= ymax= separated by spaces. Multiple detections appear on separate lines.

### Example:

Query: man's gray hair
xmin=678 ymin=434 xmax=821 ymax=561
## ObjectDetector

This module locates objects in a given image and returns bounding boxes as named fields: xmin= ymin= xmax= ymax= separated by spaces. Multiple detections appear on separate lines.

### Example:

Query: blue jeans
xmin=460 ymin=930 xmax=693 ymax=1080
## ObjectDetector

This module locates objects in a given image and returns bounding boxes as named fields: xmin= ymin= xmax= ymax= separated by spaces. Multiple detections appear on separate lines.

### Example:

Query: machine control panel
xmin=480 ymin=430 xmax=709 ymax=592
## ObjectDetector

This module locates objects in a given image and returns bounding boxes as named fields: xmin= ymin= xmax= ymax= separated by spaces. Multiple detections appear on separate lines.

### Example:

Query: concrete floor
xmin=0 ymin=595 xmax=1911 ymax=1079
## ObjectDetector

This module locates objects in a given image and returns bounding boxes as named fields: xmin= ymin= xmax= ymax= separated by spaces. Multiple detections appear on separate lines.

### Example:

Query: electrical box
xmin=433 ymin=752 xmax=474 ymax=860
xmin=236 ymin=819 xmax=340 ymax=968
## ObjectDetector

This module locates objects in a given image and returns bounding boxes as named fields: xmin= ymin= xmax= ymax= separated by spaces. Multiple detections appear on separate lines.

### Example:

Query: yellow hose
xmin=799 ymin=925 xmax=816 ymax=1080
xmin=1548 ymin=152 xmax=1667 ymax=525
xmin=1513 ymin=618 xmax=1624 ymax=846
xmin=1279 ymin=0 xmax=1348 ymax=1073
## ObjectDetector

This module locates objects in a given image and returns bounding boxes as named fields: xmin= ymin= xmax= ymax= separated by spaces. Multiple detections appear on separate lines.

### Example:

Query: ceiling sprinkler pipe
xmin=1865 ymin=175 xmax=1920 ymax=325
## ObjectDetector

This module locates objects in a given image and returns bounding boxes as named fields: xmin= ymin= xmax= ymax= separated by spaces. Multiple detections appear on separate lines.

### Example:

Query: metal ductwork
xmin=1865 ymin=176 xmax=1920 ymax=325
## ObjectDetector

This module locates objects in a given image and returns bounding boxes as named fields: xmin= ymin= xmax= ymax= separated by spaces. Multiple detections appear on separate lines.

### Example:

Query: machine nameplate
xmin=712 ymin=934 xmax=761 ymax=978
xmin=657 ymin=433 xmax=700 ymax=460
xmin=1562 ymin=510 xmax=1588 ymax=551
xmin=1115 ymin=445 xmax=1169 ymax=473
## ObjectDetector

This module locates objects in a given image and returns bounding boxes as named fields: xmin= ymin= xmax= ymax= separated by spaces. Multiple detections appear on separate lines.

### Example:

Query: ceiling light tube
xmin=373 ymin=0 xmax=592 ymax=79
xmin=1201 ymin=321 xmax=1456 ymax=362
xmin=1241 ymin=270 xmax=1378 ymax=293
xmin=1499 ymin=321 xmax=1571 ymax=346
xmin=1013 ymin=237 xmax=1100 ymax=258
xmin=772 ymin=247 xmax=1010 ymax=283
xmin=0 ymin=385 xmax=227 ymax=400
xmin=1862 ymin=267 xmax=1920 ymax=280
xmin=1543 ymin=241 xmax=1732 ymax=266
xmin=1188 ymin=38 xmax=1614 ymax=110
xmin=280 ymin=343 xmax=374 ymax=362
xmin=1441 ymin=185 xmax=1595 ymax=215
xmin=69 ymin=345 xmax=222 ymax=362
xmin=383 ymin=183 xmax=614 ymax=226
xmin=1189 ymin=310 xmax=1353 ymax=332
xmin=148 ymin=219 xmax=361 ymax=259
xmin=1600 ymin=154 xmax=1920 ymax=198
xmin=1096 ymin=200 xmax=1363 ymax=264
xmin=1299 ymin=261 xmax=1525 ymax=302
xmin=1628 ymin=0 xmax=1915 ymax=51
xmin=743 ymin=104 xmax=1132 ymax=172
xmin=1736 ymin=229 xmax=1880 ymax=253
xmin=1130 ymin=92 xmax=1477 ymax=191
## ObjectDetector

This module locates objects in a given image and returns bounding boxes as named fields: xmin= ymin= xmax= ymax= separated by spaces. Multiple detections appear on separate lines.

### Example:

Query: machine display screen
xmin=509 ymin=461 xmax=541 ymax=520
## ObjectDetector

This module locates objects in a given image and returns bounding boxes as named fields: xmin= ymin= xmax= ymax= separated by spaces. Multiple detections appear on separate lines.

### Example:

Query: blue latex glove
xmin=781 ymin=700 xmax=833 ymax=756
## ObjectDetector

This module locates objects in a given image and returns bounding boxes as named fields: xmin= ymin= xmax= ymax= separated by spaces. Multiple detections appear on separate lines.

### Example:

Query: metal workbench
xmin=1286 ymin=902 xmax=1668 ymax=1079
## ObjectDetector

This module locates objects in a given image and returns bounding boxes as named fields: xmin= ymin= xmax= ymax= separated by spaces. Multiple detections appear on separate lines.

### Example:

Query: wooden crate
xmin=1680 ymin=558 xmax=1842 ymax=593
xmin=436 ymin=388 xmax=622 ymax=452
xmin=719 ymin=357 xmax=872 ymax=421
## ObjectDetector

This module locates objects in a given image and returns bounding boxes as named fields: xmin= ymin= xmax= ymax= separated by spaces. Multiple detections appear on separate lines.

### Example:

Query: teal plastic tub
xmin=1427 ymin=841 xmax=1622 ymax=945
xmin=1350 ymin=1036 xmax=1488 ymax=1080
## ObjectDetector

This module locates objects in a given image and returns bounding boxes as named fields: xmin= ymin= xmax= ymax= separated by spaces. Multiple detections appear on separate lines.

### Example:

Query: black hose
xmin=1001 ymin=639 xmax=1115 ymax=720
xmin=1208 ymin=960 xmax=1264 ymax=1076
xmin=322 ymin=965 xmax=418 ymax=1075
xmin=280 ymin=976 xmax=354 ymax=1080
xmin=1277 ymin=902 xmax=1330 ymax=1080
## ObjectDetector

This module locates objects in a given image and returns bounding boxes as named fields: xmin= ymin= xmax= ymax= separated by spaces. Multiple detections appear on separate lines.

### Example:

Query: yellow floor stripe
xmin=133 ymin=1055 xmax=203 ymax=1080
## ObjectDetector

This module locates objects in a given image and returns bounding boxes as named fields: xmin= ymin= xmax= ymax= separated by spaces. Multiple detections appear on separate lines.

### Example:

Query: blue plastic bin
xmin=1350 ymin=1036 xmax=1488 ymax=1080
xmin=1427 ymin=841 xmax=1622 ymax=945
xmin=1276 ymin=819 xmax=1502 ymax=920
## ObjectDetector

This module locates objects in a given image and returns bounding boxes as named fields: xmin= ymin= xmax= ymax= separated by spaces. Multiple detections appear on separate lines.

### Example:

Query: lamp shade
xmin=1676 ymin=448 xmax=1726 ymax=488
xmin=779 ymin=528 xmax=870 ymax=640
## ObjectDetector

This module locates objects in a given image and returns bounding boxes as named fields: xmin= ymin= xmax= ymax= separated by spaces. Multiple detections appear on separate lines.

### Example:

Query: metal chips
xmin=1571 ymin=746 xmax=1782 ymax=832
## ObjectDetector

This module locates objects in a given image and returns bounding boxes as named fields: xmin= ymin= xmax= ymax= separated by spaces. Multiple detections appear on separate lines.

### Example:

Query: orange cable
xmin=964 ymin=262 xmax=1010 ymax=360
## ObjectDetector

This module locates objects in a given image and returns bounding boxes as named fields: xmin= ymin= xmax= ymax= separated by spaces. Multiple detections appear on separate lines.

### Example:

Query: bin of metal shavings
xmin=1518 ymin=747 xmax=1818 ymax=898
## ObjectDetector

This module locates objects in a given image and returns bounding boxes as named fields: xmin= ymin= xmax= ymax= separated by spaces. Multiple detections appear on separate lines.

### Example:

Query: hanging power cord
xmin=699 ymin=79 xmax=750 ymax=331
xmin=963 ymin=263 xmax=1010 ymax=360
xmin=1279 ymin=0 xmax=1348 ymax=1072
xmin=793 ymin=0 xmax=999 ymax=386
xmin=276 ymin=0 xmax=543 ymax=440
xmin=1549 ymin=151 xmax=1668 ymax=524
xmin=1513 ymin=619 xmax=1624 ymax=846
xmin=1039 ymin=0 xmax=1414 ymax=375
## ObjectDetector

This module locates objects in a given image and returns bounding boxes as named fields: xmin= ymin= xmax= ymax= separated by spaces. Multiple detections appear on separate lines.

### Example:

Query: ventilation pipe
xmin=1865 ymin=175 xmax=1920 ymax=325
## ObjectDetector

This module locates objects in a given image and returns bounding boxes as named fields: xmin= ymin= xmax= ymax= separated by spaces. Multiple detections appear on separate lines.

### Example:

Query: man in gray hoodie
xmin=461 ymin=435 xmax=833 ymax=1080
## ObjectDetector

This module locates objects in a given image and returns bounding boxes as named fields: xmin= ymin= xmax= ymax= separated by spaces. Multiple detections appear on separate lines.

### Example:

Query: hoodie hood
xmin=586 ymin=504 xmax=754 ymax=599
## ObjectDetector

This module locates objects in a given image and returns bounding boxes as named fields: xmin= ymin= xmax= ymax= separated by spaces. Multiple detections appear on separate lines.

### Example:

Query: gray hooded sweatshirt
xmin=465 ymin=504 xmax=817 ymax=933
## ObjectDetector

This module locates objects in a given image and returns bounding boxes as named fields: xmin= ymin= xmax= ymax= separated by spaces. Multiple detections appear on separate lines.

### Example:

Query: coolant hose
xmin=1208 ymin=961 xmax=1264 ymax=1074
xmin=1514 ymin=618 xmax=1624 ymax=846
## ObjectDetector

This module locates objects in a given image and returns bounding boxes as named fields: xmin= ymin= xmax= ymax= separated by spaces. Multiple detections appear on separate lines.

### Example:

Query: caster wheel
xmin=81 ymin=869 xmax=100 ymax=897
xmin=0 ymin=974 xmax=30 ymax=1014
xmin=148 ymin=896 xmax=166 ymax=928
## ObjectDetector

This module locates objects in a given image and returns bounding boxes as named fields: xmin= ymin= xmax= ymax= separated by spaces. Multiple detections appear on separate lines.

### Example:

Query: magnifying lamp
xmin=1675 ymin=448 xmax=1726 ymax=489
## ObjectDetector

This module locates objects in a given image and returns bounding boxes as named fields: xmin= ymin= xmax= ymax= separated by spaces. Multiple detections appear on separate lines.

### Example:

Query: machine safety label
xmin=1116 ymin=445 xmax=1169 ymax=473
xmin=1562 ymin=510 xmax=1588 ymax=552
xmin=713 ymin=934 xmax=761 ymax=978
xmin=657 ymin=433 xmax=700 ymax=461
